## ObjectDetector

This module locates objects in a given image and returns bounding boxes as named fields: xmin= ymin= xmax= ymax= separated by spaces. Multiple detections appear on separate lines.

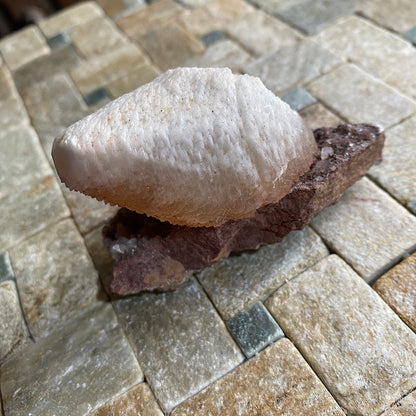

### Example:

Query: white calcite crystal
xmin=52 ymin=67 xmax=317 ymax=227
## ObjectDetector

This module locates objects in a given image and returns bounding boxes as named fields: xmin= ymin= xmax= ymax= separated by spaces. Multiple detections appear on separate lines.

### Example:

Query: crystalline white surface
xmin=52 ymin=67 xmax=317 ymax=227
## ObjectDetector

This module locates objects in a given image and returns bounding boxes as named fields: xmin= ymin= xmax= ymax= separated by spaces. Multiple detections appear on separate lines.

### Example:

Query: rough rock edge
xmin=103 ymin=124 xmax=385 ymax=295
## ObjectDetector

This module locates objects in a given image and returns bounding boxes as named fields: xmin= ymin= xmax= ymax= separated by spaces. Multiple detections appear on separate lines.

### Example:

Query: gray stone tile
xmin=185 ymin=39 xmax=252 ymax=73
xmin=38 ymin=1 xmax=104 ymax=38
xmin=96 ymin=0 xmax=146 ymax=19
xmin=9 ymin=219 xmax=106 ymax=340
xmin=278 ymin=0 xmax=357 ymax=35
xmin=281 ymin=87 xmax=317 ymax=111
xmin=0 ymin=95 xmax=29 ymax=134
xmin=83 ymin=87 xmax=110 ymax=107
xmin=198 ymin=227 xmax=329 ymax=320
xmin=0 ymin=175 xmax=70 ymax=252
xmin=1 ymin=303 xmax=143 ymax=416
xmin=403 ymin=25 xmax=416 ymax=45
xmin=0 ymin=25 xmax=50 ymax=71
xmin=267 ymin=255 xmax=416 ymax=416
xmin=113 ymin=278 xmax=244 ymax=412
xmin=369 ymin=115 xmax=416 ymax=205
xmin=171 ymin=338 xmax=345 ymax=416
xmin=299 ymin=102 xmax=341 ymax=130
xmin=0 ymin=127 xmax=51 ymax=200
xmin=226 ymin=9 xmax=301 ymax=57
xmin=311 ymin=177 xmax=416 ymax=283
xmin=0 ymin=64 xmax=15 ymax=101
xmin=308 ymin=64 xmax=416 ymax=129
xmin=70 ymin=42 xmax=147 ymax=94
xmin=46 ymin=32 xmax=71 ymax=50
xmin=200 ymin=30 xmax=227 ymax=47
xmin=91 ymin=383 xmax=163 ymax=416
xmin=105 ymin=64 xmax=160 ymax=98
xmin=70 ymin=17 xmax=127 ymax=58
xmin=244 ymin=39 xmax=341 ymax=95
xmin=226 ymin=301 xmax=284 ymax=358
xmin=0 ymin=252 xmax=14 ymax=283
xmin=407 ymin=200 xmax=416 ymax=215
xmin=380 ymin=389 xmax=416 ymax=415
xmin=0 ymin=280 xmax=31 ymax=364
xmin=247 ymin=0 xmax=295 ymax=15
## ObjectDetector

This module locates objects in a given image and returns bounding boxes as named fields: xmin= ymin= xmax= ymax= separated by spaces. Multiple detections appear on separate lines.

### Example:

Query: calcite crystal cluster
xmin=52 ymin=67 xmax=385 ymax=295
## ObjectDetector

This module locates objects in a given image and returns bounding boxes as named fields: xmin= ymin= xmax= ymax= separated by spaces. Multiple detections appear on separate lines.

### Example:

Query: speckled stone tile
xmin=171 ymin=338 xmax=345 ymax=416
xmin=70 ymin=42 xmax=147 ymax=94
xmin=403 ymin=25 xmax=416 ymax=45
xmin=113 ymin=278 xmax=244 ymax=413
xmin=267 ymin=255 xmax=416 ymax=416
xmin=185 ymin=39 xmax=252 ymax=73
xmin=106 ymin=64 xmax=160 ymax=98
xmin=0 ymin=127 xmax=51 ymax=200
xmin=281 ymin=87 xmax=317 ymax=111
xmin=0 ymin=252 xmax=14 ymax=283
xmin=313 ymin=16 xmax=416 ymax=100
xmin=359 ymin=0 xmax=416 ymax=33
xmin=308 ymin=64 xmax=416 ymax=129
xmin=0 ymin=280 xmax=31 ymax=365
xmin=0 ymin=175 xmax=70 ymax=252
xmin=70 ymin=17 xmax=127 ymax=58
xmin=9 ymin=219 xmax=106 ymax=340
xmin=373 ymin=252 xmax=416 ymax=333
xmin=277 ymin=0 xmax=357 ymax=35
xmin=244 ymin=39 xmax=341 ymax=95
xmin=226 ymin=9 xmax=301 ymax=57
xmin=90 ymin=383 xmax=164 ymax=416
xmin=369 ymin=115 xmax=416 ymax=205
xmin=198 ymin=227 xmax=328 ymax=320
xmin=0 ymin=95 xmax=29 ymax=133
xmin=226 ymin=301 xmax=284 ymax=358
xmin=96 ymin=0 xmax=145 ymax=19
xmin=1 ymin=303 xmax=143 ymax=416
xmin=248 ymin=0 xmax=293 ymax=14
xmin=311 ymin=177 xmax=416 ymax=282
xmin=299 ymin=102 xmax=341 ymax=130
xmin=136 ymin=21 xmax=204 ymax=71
xmin=38 ymin=1 xmax=104 ymax=38
xmin=0 ymin=26 xmax=50 ymax=71
xmin=379 ymin=389 xmax=416 ymax=415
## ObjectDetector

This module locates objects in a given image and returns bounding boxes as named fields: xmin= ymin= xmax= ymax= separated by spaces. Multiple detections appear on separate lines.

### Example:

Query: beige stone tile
xmin=106 ymin=64 xmax=160 ymax=98
xmin=137 ymin=21 xmax=204 ymax=71
xmin=172 ymin=338 xmax=344 ymax=415
xmin=70 ymin=43 xmax=147 ymax=94
xmin=198 ymin=227 xmax=329 ymax=320
xmin=373 ymin=252 xmax=416 ymax=333
xmin=0 ymin=25 xmax=50 ymax=71
xmin=39 ymin=1 xmax=104 ymax=38
xmin=185 ymin=39 xmax=252 ymax=73
xmin=226 ymin=9 xmax=302 ymax=57
xmin=113 ymin=278 xmax=244 ymax=412
xmin=379 ymin=389 xmax=416 ymax=415
xmin=312 ymin=177 xmax=416 ymax=282
xmin=245 ymin=39 xmax=341 ymax=95
xmin=308 ymin=64 xmax=416 ymax=129
xmin=267 ymin=255 xmax=416 ymax=415
xmin=1 ymin=303 xmax=143 ymax=416
xmin=369 ymin=115 xmax=416 ymax=204
xmin=0 ymin=95 xmax=30 ymax=134
xmin=299 ymin=102 xmax=342 ymax=130
xmin=70 ymin=17 xmax=127 ymax=58
xmin=0 ymin=280 xmax=31 ymax=364
xmin=9 ymin=219 xmax=106 ymax=340
xmin=91 ymin=383 xmax=163 ymax=416
xmin=96 ymin=0 xmax=146 ymax=19
xmin=0 ymin=64 xmax=15 ymax=101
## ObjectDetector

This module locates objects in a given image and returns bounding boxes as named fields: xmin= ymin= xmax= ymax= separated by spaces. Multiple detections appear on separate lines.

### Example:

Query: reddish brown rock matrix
xmin=103 ymin=124 xmax=385 ymax=295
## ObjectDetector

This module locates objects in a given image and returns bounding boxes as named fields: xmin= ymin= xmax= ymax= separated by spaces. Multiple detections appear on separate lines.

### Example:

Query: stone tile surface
xmin=299 ymin=102 xmax=341 ymax=130
xmin=0 ymin=252 xmax=14 ymax=283
xmin=281 ymin=87 xmax=317 ymax=111
xmin=0 ymin=26 xmax=50 ymax=71
xmin=198 ymin=227 xmax=328 ymax=320
xmin=0 ymin=95 xmax=29 ymax=134
xmin=226 ymin=9 xmax=301 ymax=57
xmin=46 ymin=32 xmax=71 ymax=50
xmin=267 ymin=255 xmax=416 ymax=416
xmin=70 ymin=43 xmax=147 ymax=94
xmin=171 ymin=338 xmax=345 ymax=416
xmin=373 ymin=252 xmax=416 ymax=333
xmin=200 ymin=30 xmax=226 ymax=46
xmin=312 ymin=177 xmax=416 ymax=282
xmin=0 ymin=65 xmax=14 ymax=100
xmin=379 ymin=389 xmax=416 ymax=415
xmin=91 ymin=383 xmax=164 ymax=416
xmin=308 ymin=64 xmax=416 ymax=129
xmin=96 ymin=0 xmax=145 ymax=19
xmin=0 ymin=280 xmax=31 ymax=364
xmin=1 ymin=303 xmax=143 ymax=416
xmin=369 ymin=115 xmax=416 ymax=205
xmin=245 ymin=39 xmax=341 ymax=94
xmin=403 ymin=25 xmax=416 ymax=45
xmin=39 ymin=1 xmax=104 ymax=37
xmin=113 ymin=278 xmax=244 ymax=412
xmin=185 ymin=39 xmax=252 ymax=73
xmin=9 ymin=219 xmax=105 ymax=340
xmin=226 ymin=301 xmax=284 ymax=358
